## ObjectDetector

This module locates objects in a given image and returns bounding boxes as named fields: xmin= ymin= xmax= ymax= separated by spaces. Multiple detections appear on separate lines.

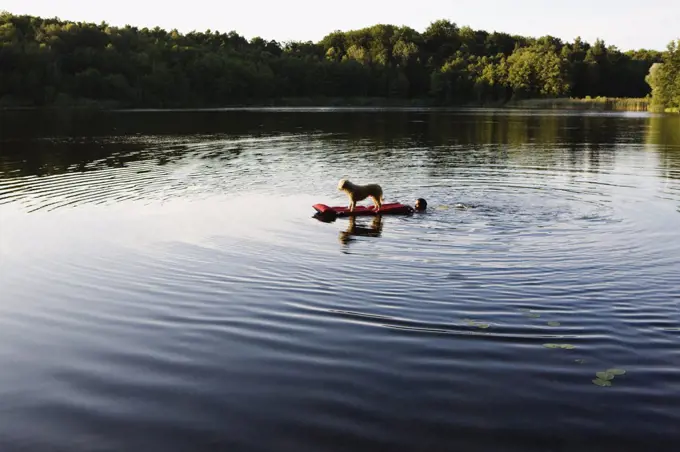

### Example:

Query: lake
xmin=1 ymin=107 xmax=679 ymax=452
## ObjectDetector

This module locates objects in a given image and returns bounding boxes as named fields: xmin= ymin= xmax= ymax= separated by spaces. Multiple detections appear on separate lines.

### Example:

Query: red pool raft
xmin=313 ymin=202 xmax=414 ymax=217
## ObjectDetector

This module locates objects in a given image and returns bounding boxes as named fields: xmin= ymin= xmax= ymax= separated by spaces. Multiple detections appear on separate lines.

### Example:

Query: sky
xmin=3 ymin=0 xmax=679 ymax=51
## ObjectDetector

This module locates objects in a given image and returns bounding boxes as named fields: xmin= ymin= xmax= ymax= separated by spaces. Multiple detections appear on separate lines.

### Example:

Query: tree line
xmin=0 ymin=12 xmax=677 ymax=109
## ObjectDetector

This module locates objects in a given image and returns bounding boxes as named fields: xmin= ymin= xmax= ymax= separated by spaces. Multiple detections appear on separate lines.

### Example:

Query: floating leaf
xmin=464 ymin=319 xmax=490 ymax=329
xmin=547 ymin=321 xmax=561 ymax=327
xmin=592 ymin=378 xmax=612 ymax=387
xmin=527 ymin=313 xmax=541 ymax=318
xmin=596 ymin=371 xmax=614 ymax=381
xmin=543 ymin=343 xmax=575 ymax=350
xmin=574 ymin=359 xmax=586 ymax=364
xmin=607 ymin=368 xmax=626 ymax=376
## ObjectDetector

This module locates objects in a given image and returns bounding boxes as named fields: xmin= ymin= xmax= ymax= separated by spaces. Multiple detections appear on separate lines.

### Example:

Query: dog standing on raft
xmin=338 ymin=178 xmax=384 ymax=212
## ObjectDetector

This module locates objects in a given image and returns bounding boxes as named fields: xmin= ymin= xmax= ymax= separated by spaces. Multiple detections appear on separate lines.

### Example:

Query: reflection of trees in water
xmin=0 ymin=135 xmax=247 ymax=180
xmin=645 ymin=115 xmax=680 ymax=180
xmin=0 ymin=140 xmax=209 ymax=178
xmin=0 ymin=140 xmax=149 ymax=178
xmin=1 ymin=109 xmax=666 ymax=179
xmin=422 ymin=113 xmax=622 ymax=176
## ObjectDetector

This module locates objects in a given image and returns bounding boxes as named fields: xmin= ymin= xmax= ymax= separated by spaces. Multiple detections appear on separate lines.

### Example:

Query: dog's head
xmin=338 ymin=179 xmax=351 ymax=190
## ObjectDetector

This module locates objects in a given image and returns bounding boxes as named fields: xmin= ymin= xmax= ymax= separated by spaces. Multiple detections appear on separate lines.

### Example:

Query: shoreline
xmin=1 ymin=97 xmax=677 ymax=113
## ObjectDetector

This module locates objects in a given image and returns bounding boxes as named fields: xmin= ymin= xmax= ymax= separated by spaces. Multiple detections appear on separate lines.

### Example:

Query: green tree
xmin=646 ymin=40 xmax=680 ymax=110
xmin=507 ymin=44 xmax=569 ymax=98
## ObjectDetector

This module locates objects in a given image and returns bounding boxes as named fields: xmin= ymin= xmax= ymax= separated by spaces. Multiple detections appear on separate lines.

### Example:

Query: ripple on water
xmin=2 ymin=111 xmax=680 ymax=451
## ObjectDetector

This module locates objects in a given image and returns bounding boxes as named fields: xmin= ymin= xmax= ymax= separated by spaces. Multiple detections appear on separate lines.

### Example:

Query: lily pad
xmin=592 ymin=378 xmax=612 ymax=387
xmin=596 ymin=371 xmax=614 ymax=381
xmin=607 ymin=368 xmax=626 ymax=376
xmin=547 ymin=321 xmax=561 ymax=327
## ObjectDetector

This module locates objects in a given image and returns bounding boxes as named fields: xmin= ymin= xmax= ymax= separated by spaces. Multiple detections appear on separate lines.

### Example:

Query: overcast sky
xmin=3 ymin=0 xmax=679 ymax=50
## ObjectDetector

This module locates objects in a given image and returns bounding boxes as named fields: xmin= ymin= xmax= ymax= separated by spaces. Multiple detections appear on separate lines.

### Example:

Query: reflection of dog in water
xmin=339 ymin=216 xmax=383 ymax=245
xmin=338 ymin=179 xmax=384 ymax=212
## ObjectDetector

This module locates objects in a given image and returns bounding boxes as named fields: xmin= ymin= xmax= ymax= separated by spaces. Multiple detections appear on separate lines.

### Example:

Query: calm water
xmin=1 ymin=108 xmax=680 ymax=451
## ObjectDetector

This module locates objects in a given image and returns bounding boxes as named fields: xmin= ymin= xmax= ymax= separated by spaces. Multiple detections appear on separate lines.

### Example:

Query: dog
xmin=338 ymin=178 xmax=384 ymax=212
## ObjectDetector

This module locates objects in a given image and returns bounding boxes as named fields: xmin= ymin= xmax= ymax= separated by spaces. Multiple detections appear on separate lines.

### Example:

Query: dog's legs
xmin=372 ymin=196 xmax=382 ymax=211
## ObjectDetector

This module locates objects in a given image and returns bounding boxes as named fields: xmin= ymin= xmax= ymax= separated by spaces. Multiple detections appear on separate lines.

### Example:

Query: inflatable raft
xmin=313 ymin=202 xmax=414 ymax=218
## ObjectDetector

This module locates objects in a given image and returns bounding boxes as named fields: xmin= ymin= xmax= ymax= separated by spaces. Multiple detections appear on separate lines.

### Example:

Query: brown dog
xmin=338 ymin=178 xmax=384 ymax=212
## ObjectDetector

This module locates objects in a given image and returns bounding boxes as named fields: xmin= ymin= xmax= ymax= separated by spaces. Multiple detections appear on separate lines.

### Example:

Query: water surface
xmin=1 ymin=108 xmax=680 ymax=451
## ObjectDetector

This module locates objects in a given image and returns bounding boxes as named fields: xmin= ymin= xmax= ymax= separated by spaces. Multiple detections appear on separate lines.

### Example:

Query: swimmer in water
xmin=409 ymin=198 xmax=427 ymax=213
xmin=415 ymin=198 xmax=427 ymax=212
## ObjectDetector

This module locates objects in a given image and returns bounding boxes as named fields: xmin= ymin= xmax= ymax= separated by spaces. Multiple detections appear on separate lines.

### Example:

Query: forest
xmin=0 ymin=11 xmax=678 ymax=110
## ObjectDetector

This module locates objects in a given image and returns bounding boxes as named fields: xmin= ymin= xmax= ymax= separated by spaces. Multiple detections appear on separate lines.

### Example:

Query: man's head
xmin=415 ymin=198 xmax=427 ymax=211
